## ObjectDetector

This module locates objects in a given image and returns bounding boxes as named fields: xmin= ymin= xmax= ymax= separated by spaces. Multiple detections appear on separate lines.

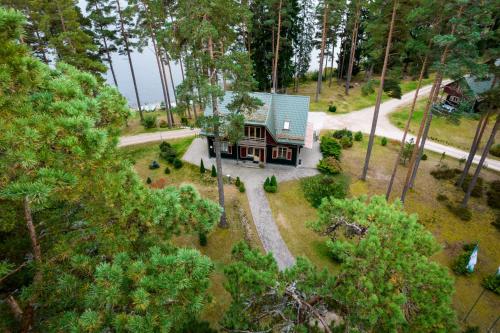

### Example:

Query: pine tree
xmin=293 ymin=0 xmax=315 ymax=92
xmin=200 ymin=159 xmax=206 ymax=173
xmin=211 ymin=165 xmax=217 ymax=177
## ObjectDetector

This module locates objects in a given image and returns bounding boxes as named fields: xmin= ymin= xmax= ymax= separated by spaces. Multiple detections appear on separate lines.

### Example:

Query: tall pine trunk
xmin=360 ymin=0 xmax=397 ymax=181
xmin=456 ymin=111 xmax=490 ymax=187
xmin=315 ymin=2 xmax=328 ymax=102
xmin=94 ymin=3 xmax=118 ymax=87
xmin=461 ymin=115 xmax=499 ymax=207
xmin=338 ymin=37 xmax=348 ymax=84
xmin=116 ymin=0 xmax=143 ymax=120
xmin=409 ymin=112 xmax=432 ymax=188
xmin=345 ymin=3 xmax=360 ymax=95
xmin=386 ymin=54 xmax=428 ymax=199
xmin=328 ymin=40 xmax=335 ymax=87
xmin=271 ymin=0 xmax=282 ymax=93
xmin=208 ymin=34 xmax=228 ymax=228
xmin=165 ymin=53 xmax=178 ymax=105
xmin=159 ymin=50 xmax=175 ymax=125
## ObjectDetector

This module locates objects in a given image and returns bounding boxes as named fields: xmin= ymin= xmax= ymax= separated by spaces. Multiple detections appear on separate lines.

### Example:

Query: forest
xmin=0 ymin=0 xmax=499 ymax=331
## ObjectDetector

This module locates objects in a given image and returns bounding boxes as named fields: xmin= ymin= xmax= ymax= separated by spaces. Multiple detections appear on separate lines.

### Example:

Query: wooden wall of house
xmin=266 ymin=144 xmax=298 ymax=166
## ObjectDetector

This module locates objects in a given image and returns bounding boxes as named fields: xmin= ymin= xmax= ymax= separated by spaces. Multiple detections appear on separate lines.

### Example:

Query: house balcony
xmin=239 ymin=136 xmax=266 ymax=147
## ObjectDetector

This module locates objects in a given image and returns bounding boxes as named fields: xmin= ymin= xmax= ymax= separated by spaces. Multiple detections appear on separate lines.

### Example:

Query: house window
xmin=221 ymin=141 xmax=229 ymax=153
xmin=283 ymin=121 xmax=290 ymax=130
xmin=278 ymin=147 xmax=287 ymax=159
xmin=272 ymin=146 xmax=293 ymax=160
xmin=449 ymin=95 xmax=460 ymax=104
xmin=247 ymin=147 xmax=254 ymax=156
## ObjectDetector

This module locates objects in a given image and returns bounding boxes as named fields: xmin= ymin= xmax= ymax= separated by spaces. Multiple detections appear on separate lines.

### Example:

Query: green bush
xmin=317 ymin=157 xmax=342 ymax=175
xmin=328 ymin=105 xmax=337 ymax=113
xmin=211 ymin=165 xmax=217 ymax=177
xmin=239 ymin=183 xmax=245 ymax=193
xmin=451 ymin=243 xmax=476 ymax=275
xmin=159 ymin=119 xmax=168 ymax=128
xmin=200 ymin=159 xmax=206 ymax=174
xmin=436 ymin=193 xmax=448 ymax=202
xmin=235 ymin=176 xmax=241 ymax=186
xmin=173 ymin=158 xmax=183 ymax=169
xmin=381 ymin=137 xmax=388 ymax=146
xmin=159 ymin=141 xmax=177 ymax=162
xmin=490 ymin=143 xmax=500 ymax=157
xmin=487 ymin=180 xmax=500 ymax=209
xmin=430 ymin=164 xmax=461 ymax=180
xmin=198 ymin=232 xmax=207 ymax=246
xmin=361 ymin=80 xmax=375 ymax=96
xmin=149 ymin=160 xmax=160 ymax=169
xmin=400 ymin=139 xmax=415 ymax=165
xmin=164 ymin=167 xmax=170 ymax=174
xmin=181 ymin=117 xmax=189 ymax=126
xmin=340 ymin=136 xmax=353 ymax=148
xmin=354 ymin=131 xmax=363 ymax=141
xmin=320 ymin=136 xmax=342 ymax=160
xmin=421 ymin=153 xmax=428 ymax=161
xmin=264 ymin=176 xmax=278 ymax=193
xmin=383 ymin=78 xmax=402 ymax=99
xmin=142 ymin=114 xmax=157 ymax=128
xmin=482 ymin=272 xmax=500 ymax=295
xmin=146 ymin=177 xmax=152 ymax=184
xmin=461 ymin=175 xmax=484 ymax=198
xmin=332 ymin=128 xmax=353 ymax=140
xmin=301 ymin=174 xmax=349 ymax=208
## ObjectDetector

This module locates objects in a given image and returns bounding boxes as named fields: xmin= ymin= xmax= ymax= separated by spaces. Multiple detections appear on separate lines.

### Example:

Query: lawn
xmin=121 ymin=110 xmax=199 ymax=136
xmin=266 ymin=132 xmax=500 ymax=332
xmin=292 ymin=74 xmax=434 ymax=114
xmin=120 ymin=137 xmax=263 ymax=327
xmin=390 ymin=99 xmax=499 ymax=159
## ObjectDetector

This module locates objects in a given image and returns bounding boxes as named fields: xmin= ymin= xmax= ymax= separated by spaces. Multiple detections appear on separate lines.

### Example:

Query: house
xmin=203 ymin=92 xmax=314 ymax=166
xmin=439 ymin=74 xmax=497 ymax=113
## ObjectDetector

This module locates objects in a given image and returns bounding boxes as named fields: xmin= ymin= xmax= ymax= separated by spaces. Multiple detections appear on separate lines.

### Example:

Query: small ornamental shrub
xmin=264 ymin=176 xmax=278 ymax=193
xmin=164 ymin=167 xmax=170 ymax=174
xmin=340 ymin=136 xmax=353 ymax=148
xmin=159 ymin=141 xmax=171 ymax=151
xmin=149 ymin=160 xmax=160 ymax=169
xmin=301 ymin=174 xmax=349 ymax=208
xmin=159 ymin=141 xmax=177 ymax=162
xmin=200 ymin=159 xmax=206 ymax=174
xmin=198 ymin=232 xmax=208 ymax=246
xmin=320 ymin=136 xmax=342 ymax=160
xmin=400 ymin=139 xmax=415 ymax=165
xmin=146 ymin=177 xmax=152 ymax=184
xmin=181 ymin=117 xmax=188 ymax=126
xmin=354 ymin=131 xmax=363 ymax=141
xmin=451 ymin=243 xmax=476 ymax=275
xmin=446 ymin=203 xmax=472 ymax=221
xmin=328 ymin=105 xmax=337 ymax=113
xmin=142 ymin=114 xmax=157 ymax=128
xmin=489 ymin=143 xmax=500 ymax=157
xmin=159 ymin=119 xmax=168 ymax=128
xmin=463 ymin=326 xmax=480 ymax=333
xmin=211 ymin=165 xmax=217 ymax=177
xmin=421 ymin=153 xmax=428 ymax=161
xmin=332 ymin=128 xmax=353 ymax=140
xmin=361 ymin=80 xmax=375 ymax=96
xmin=430 ymin=164 xmax=461 ymax=180
xmin=239 ymin=183 xmax=246 ymax=193
xmin=317 ymin=157 xmax=342 ymax=175
xmin=460 ymin=175 xmax=484 ymax=198
xmin=486 ymin=180 xmax=500 ymax=209
xmin=482 ymin=272 xmax=500 ymax=295
xmin=173 ymin=158 xmax=183 ymax=169
xmin=381 ymin=137 xmax=388 ymax=146
xmin=235 ymin=177 xmax=241 ymax=186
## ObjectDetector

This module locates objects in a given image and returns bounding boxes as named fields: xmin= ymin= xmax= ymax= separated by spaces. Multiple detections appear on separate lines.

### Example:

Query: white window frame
xmin=221 ymin=141 xmax=229 ymax=153
xmin=283 ymin=121 xmax=290 ymax=130
xmin=277 ymin=147 xmax=288 ymax=159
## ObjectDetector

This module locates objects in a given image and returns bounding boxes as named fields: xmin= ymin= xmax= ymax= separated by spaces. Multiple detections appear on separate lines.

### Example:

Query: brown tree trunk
xmin=150 ymin=32 xmax=172 ymax=127
xmin=400 ymin=8 xmax=461 ymax=202
xmin=456 ymin=111 xmax=490 ymax=187
xmin=24 ymin=197 xmax=41 ymax=263
xmin=207 ymin=33 xmax=228 ymax=228
xmin=360 ymin=0 xmax=397 ymax=181
xmin=345 ymin=3 xmax=360 ymax=95
xmin=159 ymin=50 xmax=175 ymax=125
xmin=338 ymin=37 xmax=348 ymax=84
xmin=315 ymin=2 xmax=329 ymax=102
xmin=461 ymin=115 xmax=499 ymax=207
xmin=94 ymin=3 xmax=118 ymax=87
xmin=386 ymin=53 xmax=428 ymax=199
xmin=328 ymin=40 xmax=335 ymax=87
xmin=409 ymin=112 xmax=432 ymax=188
xmin=6 ymin=296 xmax=23 ymax=321
xmin=165 ymin=53 xmax=178 ymax=105
xmin=271 ymin=0 xmax=283 ymax=93
xmin=116 ymin=0 xmax=143 ymax=120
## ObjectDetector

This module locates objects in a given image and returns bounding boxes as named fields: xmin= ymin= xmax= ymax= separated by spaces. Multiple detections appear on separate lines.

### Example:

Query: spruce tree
xmin=200 ymin=159 xmax=206 ymax=174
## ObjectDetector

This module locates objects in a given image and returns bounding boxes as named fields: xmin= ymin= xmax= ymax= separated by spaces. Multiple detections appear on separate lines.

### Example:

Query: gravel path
xmin=118 ymin=128 xmax=200 ymax=147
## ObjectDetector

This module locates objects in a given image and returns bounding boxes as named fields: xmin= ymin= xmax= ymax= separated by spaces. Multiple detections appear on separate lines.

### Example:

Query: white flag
xmin=466 ymin=245 xmax=478 ymax=273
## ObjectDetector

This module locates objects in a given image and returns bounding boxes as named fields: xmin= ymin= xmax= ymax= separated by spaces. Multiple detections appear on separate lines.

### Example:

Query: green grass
xmin=390 ymin=99 xmax=499 ymax=159
xmin=266 ymin=133 xmax=500 ymax=332
xmin=121 ymin=137 xmax=263 ymax=328
xmin=293 ymin=74 xmax=434 ymax=113
xmin=121 ymin=110 xmax=197 ymax=136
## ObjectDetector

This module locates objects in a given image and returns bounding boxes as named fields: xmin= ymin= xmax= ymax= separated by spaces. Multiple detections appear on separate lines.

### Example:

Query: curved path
xmin=308 ymin=84 xmax=500 ymax=172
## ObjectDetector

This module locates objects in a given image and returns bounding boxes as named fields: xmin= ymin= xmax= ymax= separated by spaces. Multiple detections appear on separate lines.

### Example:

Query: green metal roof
xmin=462 ymin=74 xmax=497 ymax=97
xmin=204 ymin=91 xmax=310 ymax=145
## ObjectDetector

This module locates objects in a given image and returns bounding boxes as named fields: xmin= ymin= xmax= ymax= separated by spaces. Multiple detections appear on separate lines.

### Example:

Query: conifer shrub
xmin=361 ymin=80 xmax=376 ymax=96
xmin=421 ymin=153 xmax=428 ymax=161
xmin=198 ymin=232 xmax=208 ymax=246
xmin=332 ymin=128 xmax=353 ymax=140
xmin=142 ymin=114 xmax=157 ymax=128
xmin=430 ymin=164 xmax=461 ymax=180
xmin=264 ymin=176 xmax=278 ymax=193
xmin=159 ymin=141 xmax=177 ymax=162
xmin=486 ymin=180 xmax=500 ymax=209
xmin=460 ymin=175 xmax=484 ymax=198
xmin=482 ymin=271 xmax=500 ymax=295
xmin=340 ymin=136 xmax=353 ymax=148
xmin=328 ymin=105 xmax=337 ymax=113
xmin=235 ymin=177 xmax=241 ymax=186
xmin=173 ymin=158 xmax=183 ymax=169
xmin=181 ymin=117 xmax=189 ymax=126
xmin=211 ymin=165 xmax=217 ymax=177
xmin=317 ymin=157 xmax=342 ymax=175
xmin=320 ymin=136 xmax=342 ymax=160
xmin=146 ymin=177 xmax=152 ymax=184
xmin=381 ymin=137 xmax=388 ymax=146
xmin=354 ymin=131 xmax=363 ymax=141
xmin=149 ymin=160 xmax=160 ymax=169
xmin=200 ymin=159 xmax=206 ymax=174
xmin=489 ymin=143 xmax=500 ymax=157
xmin=164 ymin=167 xmax=170 ymax=174
xmin=239 ymin=183 xmax=245 ymax=193
xmin=451 ymin=243 xmax=476 ymax=275
xmin=301 ymin=174 xmax=349 ymax=208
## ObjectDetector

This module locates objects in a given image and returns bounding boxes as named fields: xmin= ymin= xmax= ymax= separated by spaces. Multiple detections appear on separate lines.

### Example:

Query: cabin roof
xmin=204 ymin=91 xmax=310 ymax=145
